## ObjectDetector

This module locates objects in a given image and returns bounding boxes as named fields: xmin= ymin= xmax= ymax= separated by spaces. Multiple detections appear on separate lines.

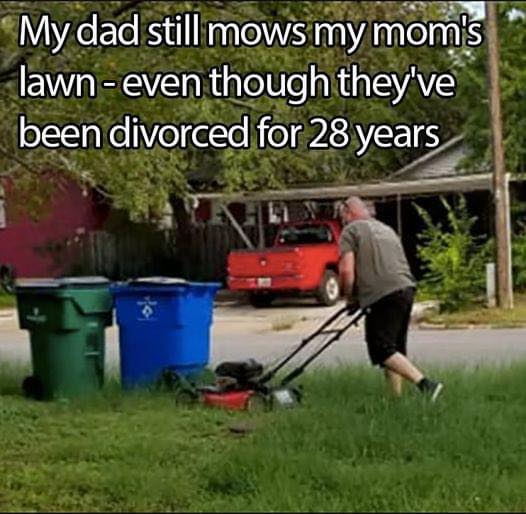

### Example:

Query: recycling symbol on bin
xmin=137 ymin=296 xmax=157 ymax=320
xmin=142 ymin=304 xmax=154 ymax=319
xmin=26 ymin=307 xmax=47 ymax=323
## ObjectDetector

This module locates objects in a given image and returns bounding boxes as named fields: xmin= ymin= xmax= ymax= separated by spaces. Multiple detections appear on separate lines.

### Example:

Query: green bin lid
xmin=58 ymin=276 xmax=110 ymax=287
xmin=16 ymin=276 xmax=109 ymax=290
xmin=16 ymin=278 xmax=61 ymax=290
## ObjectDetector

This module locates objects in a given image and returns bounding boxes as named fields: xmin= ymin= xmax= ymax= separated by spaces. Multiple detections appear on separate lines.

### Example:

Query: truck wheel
xmin=249 ymin=293 xmax=274 ymax=308
xmin=316 ymin=270 xmax=340 ymax=306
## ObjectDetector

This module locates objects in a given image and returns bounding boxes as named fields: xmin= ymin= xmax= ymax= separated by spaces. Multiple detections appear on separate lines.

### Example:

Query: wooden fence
xmin=66 ymin=224 xmax=278 ymax=282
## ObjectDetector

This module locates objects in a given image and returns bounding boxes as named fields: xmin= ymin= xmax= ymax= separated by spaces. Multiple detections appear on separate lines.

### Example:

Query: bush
xmin=473 ymin=224 xmax=526 ymax=293
xmin=414 ymin=195 xmax=490 ymax=312
xmin=512 ymin=224 xmax=526 ymax=291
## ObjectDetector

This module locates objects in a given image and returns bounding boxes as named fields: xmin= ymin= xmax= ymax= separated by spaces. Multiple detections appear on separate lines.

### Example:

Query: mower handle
xmin=279 ymin=308 xmax=367 ymax=387
xmin=258 ymin=305 xmax=364 ymax=386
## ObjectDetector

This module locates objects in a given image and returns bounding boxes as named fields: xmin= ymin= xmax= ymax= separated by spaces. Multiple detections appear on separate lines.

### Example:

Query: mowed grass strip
xmin=422 ymin=293 xmax=526 ymax=328
xmin=1 ymin=362 xmax=526 ymax=512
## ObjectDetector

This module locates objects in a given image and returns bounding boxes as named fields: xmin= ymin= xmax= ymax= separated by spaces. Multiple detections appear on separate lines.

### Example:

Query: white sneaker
xmin=429 ymin=381 xmax=444 ymax=403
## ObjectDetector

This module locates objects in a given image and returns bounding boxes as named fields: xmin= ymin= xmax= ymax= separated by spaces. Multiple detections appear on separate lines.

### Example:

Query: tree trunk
xmin=170 ymin=196 xmax=194 ymax=279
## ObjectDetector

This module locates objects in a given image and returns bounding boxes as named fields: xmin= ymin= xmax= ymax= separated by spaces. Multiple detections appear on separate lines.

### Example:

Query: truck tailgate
xmin=228 ymin=247 xmax=302 ymax=277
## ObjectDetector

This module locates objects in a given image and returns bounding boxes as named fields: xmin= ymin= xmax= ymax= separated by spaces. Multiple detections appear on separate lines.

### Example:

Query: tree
xmin=0 ymin=1 xmax=466 ymax=220
xmin=459 ymin=1 xmax=526 ymax=175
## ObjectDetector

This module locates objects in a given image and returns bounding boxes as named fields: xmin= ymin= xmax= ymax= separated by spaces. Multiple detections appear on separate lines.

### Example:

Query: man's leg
xmin=383 ymin=352 xmax=424 ymax=385
xmin=384 ymin=368 xmax=403 ymax=397
xmin=366 ymin=289 xmax=443 ymax=401
xmin=384 ymin=352 xmax=443 ymax=401
xmin=366 ymin=298 xmax=408 ymax=396
xmin=384 ymin=288 xmax=416 ymax=396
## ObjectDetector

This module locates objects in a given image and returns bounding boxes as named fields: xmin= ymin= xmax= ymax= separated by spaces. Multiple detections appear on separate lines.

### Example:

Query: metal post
xmin=220 ymin=203 xmax=255 ymax=249
xmin=505 ymin=173 xmax=513 ymax=304
xmin=486 ymin=1 xmax=513 ymax=309
xmin=396 ymin=194 xmax=402 ymax=236
xmin=486 ymin=262 xmax=496 ymax=308
xmin=257 ymin=202 xmax=265 ymax=249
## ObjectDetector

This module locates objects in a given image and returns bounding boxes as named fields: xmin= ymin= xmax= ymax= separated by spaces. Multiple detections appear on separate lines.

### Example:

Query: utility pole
xmin=485 ymin=1 xmax=513 ymax=309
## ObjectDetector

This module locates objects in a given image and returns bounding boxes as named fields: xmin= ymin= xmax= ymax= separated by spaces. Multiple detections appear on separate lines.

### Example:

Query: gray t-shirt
xmin=339 ymin=218 xmax=416 ymax=307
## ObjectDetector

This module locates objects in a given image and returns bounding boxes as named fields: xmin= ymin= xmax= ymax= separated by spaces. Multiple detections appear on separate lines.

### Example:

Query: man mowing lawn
xmin=339 ymin=196 xmax=444 ymax=401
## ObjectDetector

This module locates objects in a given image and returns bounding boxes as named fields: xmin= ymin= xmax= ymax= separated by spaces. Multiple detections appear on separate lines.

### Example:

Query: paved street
xmin=2 ymin=300 xmax=526 ymax=372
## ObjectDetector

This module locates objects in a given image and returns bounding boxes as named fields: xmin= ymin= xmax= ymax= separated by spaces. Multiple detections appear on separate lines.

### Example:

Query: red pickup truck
xmin=227 ymin=220 xmax=342 ymax=307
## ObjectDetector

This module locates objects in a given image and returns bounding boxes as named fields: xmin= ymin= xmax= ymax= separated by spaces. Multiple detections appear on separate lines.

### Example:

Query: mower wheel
xmin=246 ymin=392 xmax=269 ymax=412
xmin=174 ymin=389 xmax=198 ymax=406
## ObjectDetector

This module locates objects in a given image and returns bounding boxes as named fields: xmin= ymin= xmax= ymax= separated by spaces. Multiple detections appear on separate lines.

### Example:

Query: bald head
xmin=340 ymin=196 xmax=371 ymax=224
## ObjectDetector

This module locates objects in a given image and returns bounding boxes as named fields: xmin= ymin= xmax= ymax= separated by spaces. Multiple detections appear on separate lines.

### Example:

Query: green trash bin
xmin=15 ymin=277 xmax=113 ymax=400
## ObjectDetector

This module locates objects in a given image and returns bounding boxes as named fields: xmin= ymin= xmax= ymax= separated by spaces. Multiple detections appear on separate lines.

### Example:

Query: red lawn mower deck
xmin=165 ymin=306 xmax=366 ymax=411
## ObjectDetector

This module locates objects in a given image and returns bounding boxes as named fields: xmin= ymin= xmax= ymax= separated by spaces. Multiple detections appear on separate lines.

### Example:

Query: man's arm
xmin=339 ymin=251 xmax=355 ymax=299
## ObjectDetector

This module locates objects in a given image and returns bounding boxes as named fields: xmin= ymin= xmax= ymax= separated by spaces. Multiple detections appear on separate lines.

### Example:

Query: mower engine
xmin=198 ymin=359 xmax=276 ymax=410
xmin=199 ymin=359 xmax=263 ymax=410
xmin=200 ymin=359 xmax=300 ymax=411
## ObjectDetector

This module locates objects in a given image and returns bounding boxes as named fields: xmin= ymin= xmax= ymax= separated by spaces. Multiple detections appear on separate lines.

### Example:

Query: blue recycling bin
xmin=111 ymin=277 xmax=221 ymax=389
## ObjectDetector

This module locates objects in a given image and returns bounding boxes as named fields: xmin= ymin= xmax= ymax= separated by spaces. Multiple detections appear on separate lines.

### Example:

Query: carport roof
xmin=192 ymin=172 xmax=517 ymax=203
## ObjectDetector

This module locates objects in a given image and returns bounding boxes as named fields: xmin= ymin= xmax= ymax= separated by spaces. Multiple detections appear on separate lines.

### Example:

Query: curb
xmin=215 ymin=289 xmax=244 ymax=302
xmin=417 ymin=322 xmax=526 ymax=330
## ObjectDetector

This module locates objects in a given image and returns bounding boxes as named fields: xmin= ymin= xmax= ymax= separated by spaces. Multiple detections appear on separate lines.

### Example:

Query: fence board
xmin=69 ymin=223 xmax=280 ymax=282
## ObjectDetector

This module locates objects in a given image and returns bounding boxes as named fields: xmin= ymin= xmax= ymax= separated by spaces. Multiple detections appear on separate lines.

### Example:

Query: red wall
xmin=0 ymin=178 xmax=109 ymax=278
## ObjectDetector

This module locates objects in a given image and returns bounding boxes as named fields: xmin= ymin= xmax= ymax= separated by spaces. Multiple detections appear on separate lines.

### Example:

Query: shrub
xmin=512 ymin=225 xmax=526 ymax=291
xmin=473 ymin=224 xmax=526 ymax=293
xmin=414 ymin=195 xmax=490 ymax=312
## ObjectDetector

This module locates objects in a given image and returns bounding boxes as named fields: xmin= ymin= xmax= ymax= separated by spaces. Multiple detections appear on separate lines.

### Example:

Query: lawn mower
xmin=163 ymin=304 xmax=366 ymax=411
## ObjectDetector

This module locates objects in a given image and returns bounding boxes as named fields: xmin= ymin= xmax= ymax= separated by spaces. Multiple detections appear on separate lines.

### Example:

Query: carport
xmin=192 ymin=172 xmax=517 ymax=278
xmin=194 ymin=172 xmax=501 ymax=237
xmin=188 ymin=134 xmax=526 ymax=281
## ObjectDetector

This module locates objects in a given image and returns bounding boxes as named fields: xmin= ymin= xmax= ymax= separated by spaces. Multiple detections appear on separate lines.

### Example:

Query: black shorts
xmin=364 ymin=287 xmax=415 ymax=366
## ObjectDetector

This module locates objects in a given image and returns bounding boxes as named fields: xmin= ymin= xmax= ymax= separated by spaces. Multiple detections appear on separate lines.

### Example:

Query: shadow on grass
xmin=0 ymin=364 xmax=217 ymax=416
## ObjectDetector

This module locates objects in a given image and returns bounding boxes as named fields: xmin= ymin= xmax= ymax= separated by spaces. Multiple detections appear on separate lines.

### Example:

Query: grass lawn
xmin=422 ymin=293 xmax=526 ymax=328
xmin=1 ymin=363 xmax=526 ymax=512
xmin=0 ymin=291 xmax=15 ymax=310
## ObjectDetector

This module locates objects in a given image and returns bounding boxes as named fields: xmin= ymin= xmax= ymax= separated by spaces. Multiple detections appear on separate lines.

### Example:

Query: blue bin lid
xmin=129 ymin=277 xmax=188 ymax=286
xmin=110 ymin=277 xmax=221 ymax=296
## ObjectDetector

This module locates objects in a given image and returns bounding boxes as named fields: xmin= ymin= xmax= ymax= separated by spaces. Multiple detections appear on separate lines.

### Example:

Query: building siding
xmin=0 ymin=178 xmax=109 ymax=278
